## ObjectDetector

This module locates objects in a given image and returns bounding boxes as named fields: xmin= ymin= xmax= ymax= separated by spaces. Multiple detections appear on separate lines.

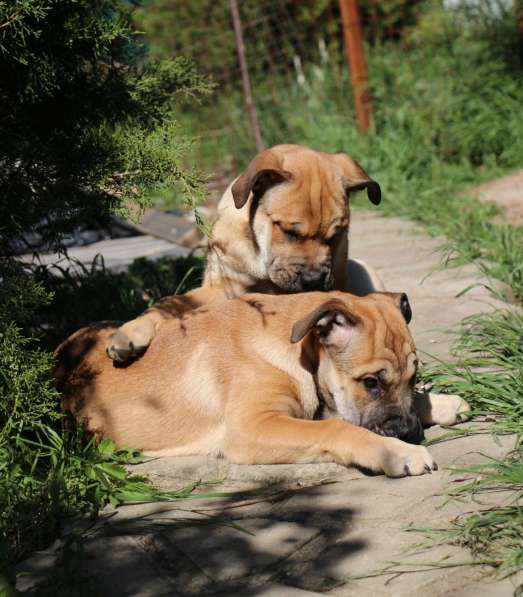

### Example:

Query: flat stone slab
xmin=15 ymin=425 xmax=518 ymax=596
xmin=18 ymin=234 xmax=189 ymax=274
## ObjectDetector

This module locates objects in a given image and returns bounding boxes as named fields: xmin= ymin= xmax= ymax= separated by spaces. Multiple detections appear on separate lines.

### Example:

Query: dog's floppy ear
xmin=375 ymin=292 xmax=412 ymax=324
xmin=334 ymin=153 xmax=381 ymax=205
xmin=231 ymin=149 xmax=292 ymax=209
xmin=291 ymin=299 xmax=360 ymax=350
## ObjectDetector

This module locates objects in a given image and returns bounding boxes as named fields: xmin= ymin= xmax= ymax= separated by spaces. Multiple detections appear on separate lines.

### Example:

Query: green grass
xmin=443 ymin=448 xmax=523 ymax=579
xmin=419 ymin=309 xmax=523 ymax=585
xmin=424 ymin=310 xmax=523 ymax=436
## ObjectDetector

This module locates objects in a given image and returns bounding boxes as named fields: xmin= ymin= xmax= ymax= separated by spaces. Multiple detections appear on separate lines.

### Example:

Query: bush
xmin=0 ymin=0 xmax=211 ymax=255
xmin=0 ymin=0 xmax=209 ymax=571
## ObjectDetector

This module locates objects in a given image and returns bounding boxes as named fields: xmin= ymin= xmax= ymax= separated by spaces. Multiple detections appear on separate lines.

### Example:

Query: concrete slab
xmin=18 ymin=234 xmax=190 ymax=274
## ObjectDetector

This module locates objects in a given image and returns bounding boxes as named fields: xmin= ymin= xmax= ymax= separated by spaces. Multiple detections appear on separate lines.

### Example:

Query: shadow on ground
xmin=20 ymin=482 xmax=364 ymax=596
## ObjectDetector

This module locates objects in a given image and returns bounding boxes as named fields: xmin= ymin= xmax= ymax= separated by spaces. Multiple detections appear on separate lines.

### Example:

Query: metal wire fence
xmin=135 ymin=0 xmax=521 ymax=178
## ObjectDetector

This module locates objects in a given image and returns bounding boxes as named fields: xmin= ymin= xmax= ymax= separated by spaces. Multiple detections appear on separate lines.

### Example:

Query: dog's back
xmin=55 ymin=297 xmax=297 ymax=453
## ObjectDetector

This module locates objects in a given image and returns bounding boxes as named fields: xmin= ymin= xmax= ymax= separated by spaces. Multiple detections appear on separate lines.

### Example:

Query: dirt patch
xmin=470 ymin=170 xmax=523 ymax=227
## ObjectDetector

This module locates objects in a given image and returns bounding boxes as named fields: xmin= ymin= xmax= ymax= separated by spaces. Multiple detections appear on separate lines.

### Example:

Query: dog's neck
xmin=203 ymin=244 xmax=277 ymax=299
xmin=203 ymin=194 xmax=279 ymax=298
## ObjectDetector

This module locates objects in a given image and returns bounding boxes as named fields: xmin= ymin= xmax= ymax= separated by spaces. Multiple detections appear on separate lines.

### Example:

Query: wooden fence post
xmin=339 ymin=0 xmax=372 ymax=133
xmin=516 ymin=0 xmax=523 ymax=62
xmin=230 ymin=0 xmax=265 ymax=152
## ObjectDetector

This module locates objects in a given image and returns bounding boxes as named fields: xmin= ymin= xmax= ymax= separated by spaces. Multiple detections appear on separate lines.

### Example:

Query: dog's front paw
xmin=106 ymin=320 xmax=155 ymax=362
xmin=419 ymin=393 xmax=471 ymax=426
xmin=380 ymin=437 xmax=437 ymax=478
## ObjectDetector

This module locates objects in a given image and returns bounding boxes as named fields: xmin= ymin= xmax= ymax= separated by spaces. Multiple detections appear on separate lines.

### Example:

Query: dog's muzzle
xmin=298 ymin=267 xmax=332 ymax=291
xmin=274 ymin=266 xmax=332 ymax=292
xmin=367 ymin=411 xmax=425 ymax=445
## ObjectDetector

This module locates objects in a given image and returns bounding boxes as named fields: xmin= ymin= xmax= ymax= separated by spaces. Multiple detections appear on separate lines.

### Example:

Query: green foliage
xmin=423 ymin=309 xmax=523 ymax=435
xmin=0 ymin=254 xmax=203 ymax=569
xmin=0 ymin=264 xmax=57 ymax=432
xmin=0 ymin=0 xmax=211 ymax=253
xmin=449 ymin=448 xmax=523 ymax=578
xmin=0 ymin=0 xmax=211 ymax=572
xmin=424 ymin=447 xmax=523 ymax=581
xmin=136 ymin=0 xmax=425 ymax=69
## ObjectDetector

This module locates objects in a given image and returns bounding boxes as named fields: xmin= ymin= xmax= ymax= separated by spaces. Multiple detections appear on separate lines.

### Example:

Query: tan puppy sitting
xmin=56 ymin=292 xmax=469 ymax=478
xmin=106 ymin=144 xmax=383 ymax=362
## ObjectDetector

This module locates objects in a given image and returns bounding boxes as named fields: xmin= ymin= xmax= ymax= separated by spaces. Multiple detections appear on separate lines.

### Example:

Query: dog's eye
xmin=362 ymin=377 xmax=382 ymax=398
xmin=284 ymin=230 xmax=300 ymax=241
xmin=363 ymin=377 xmax=378 ymax=390
xmin=276 ymin=223 xmax=301 ymax=241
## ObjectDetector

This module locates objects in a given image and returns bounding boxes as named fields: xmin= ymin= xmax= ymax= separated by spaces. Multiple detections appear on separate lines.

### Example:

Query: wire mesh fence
xmin=136 ymin=0 xmax=522 ymax=181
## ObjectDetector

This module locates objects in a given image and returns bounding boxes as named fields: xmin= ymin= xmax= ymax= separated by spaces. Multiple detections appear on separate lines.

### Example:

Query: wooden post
xmin=230 ymin=0 xmax=265 ymax=152
xmin=516 ymin=0 xmax=523 ymax=63
xmin=339 ymin=0 xmax=372 ymax=133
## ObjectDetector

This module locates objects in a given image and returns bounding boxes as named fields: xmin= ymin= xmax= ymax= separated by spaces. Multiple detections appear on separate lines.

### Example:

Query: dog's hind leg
xmin=413 ymin=392 xmax=471 ymax=426
xmin=345 ymin=258 xmax=386 ymax=295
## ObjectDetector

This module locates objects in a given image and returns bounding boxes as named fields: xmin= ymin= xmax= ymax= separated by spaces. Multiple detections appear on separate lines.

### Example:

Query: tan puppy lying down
xmin=55 ymin=292 xmax=469 ymax=478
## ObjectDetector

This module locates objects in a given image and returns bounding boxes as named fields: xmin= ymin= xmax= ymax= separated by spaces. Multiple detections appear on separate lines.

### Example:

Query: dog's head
xmin=231 ymin=145 xmax=380 ymax=293
xmin=291 ymin=291 xmax=424 ymax=443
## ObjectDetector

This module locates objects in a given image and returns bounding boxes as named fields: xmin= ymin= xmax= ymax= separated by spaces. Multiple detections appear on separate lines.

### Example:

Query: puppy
xmin=56 ymin=292 xmax=469 ymax=478
xmin=106 ymin=144 xmax=383 ymax=362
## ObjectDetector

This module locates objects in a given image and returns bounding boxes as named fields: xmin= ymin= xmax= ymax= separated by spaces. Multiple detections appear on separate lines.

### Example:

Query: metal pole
xmin=339 ymin=0 xmax=372 ymax=133
xmin=230 ymin=0 xmax=265 ymax=152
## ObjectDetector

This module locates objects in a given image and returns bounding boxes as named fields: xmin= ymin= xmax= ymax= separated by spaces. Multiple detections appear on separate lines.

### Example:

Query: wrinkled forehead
xmin=351 ymin=303 xmax=417 ymax=380
xmin=264 ymin=154 xmax=347 ymax=233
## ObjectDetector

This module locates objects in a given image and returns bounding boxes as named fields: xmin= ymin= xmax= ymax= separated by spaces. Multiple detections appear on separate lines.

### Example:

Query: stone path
xmin=15 ymin=213 xmax=520 ymax=596
xmin=471 ymin=169 xmax=523 ymax=227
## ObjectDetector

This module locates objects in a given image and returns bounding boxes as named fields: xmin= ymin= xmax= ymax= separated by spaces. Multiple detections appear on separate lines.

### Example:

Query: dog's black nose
xmin=381 ymin=413 xmax=425 ymax=445
xmin=299 ymin=269 xmax=329 ymax=290
xmin=397 ymin=413 xmax=425 ymax=445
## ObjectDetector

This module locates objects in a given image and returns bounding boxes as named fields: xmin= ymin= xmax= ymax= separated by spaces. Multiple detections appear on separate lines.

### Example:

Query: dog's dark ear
xmin=334 ymin=153 xmax=381 ymax=206
xmin=291 ymin=299 xmax=360 ymax=349
xmin=231 ymin=149 xmax=292 ymax=209
xmin=375 ymin=292 xmax=412 ymax=324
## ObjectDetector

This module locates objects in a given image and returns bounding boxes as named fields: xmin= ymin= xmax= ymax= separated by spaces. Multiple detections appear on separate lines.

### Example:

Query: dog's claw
xmin=424 ymin=464 xmax=432 ymax=474
xmin=433 ymin=462 xmax=438 ymax=471
xmin=404 ymin=464 xmax=410 ymax=476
